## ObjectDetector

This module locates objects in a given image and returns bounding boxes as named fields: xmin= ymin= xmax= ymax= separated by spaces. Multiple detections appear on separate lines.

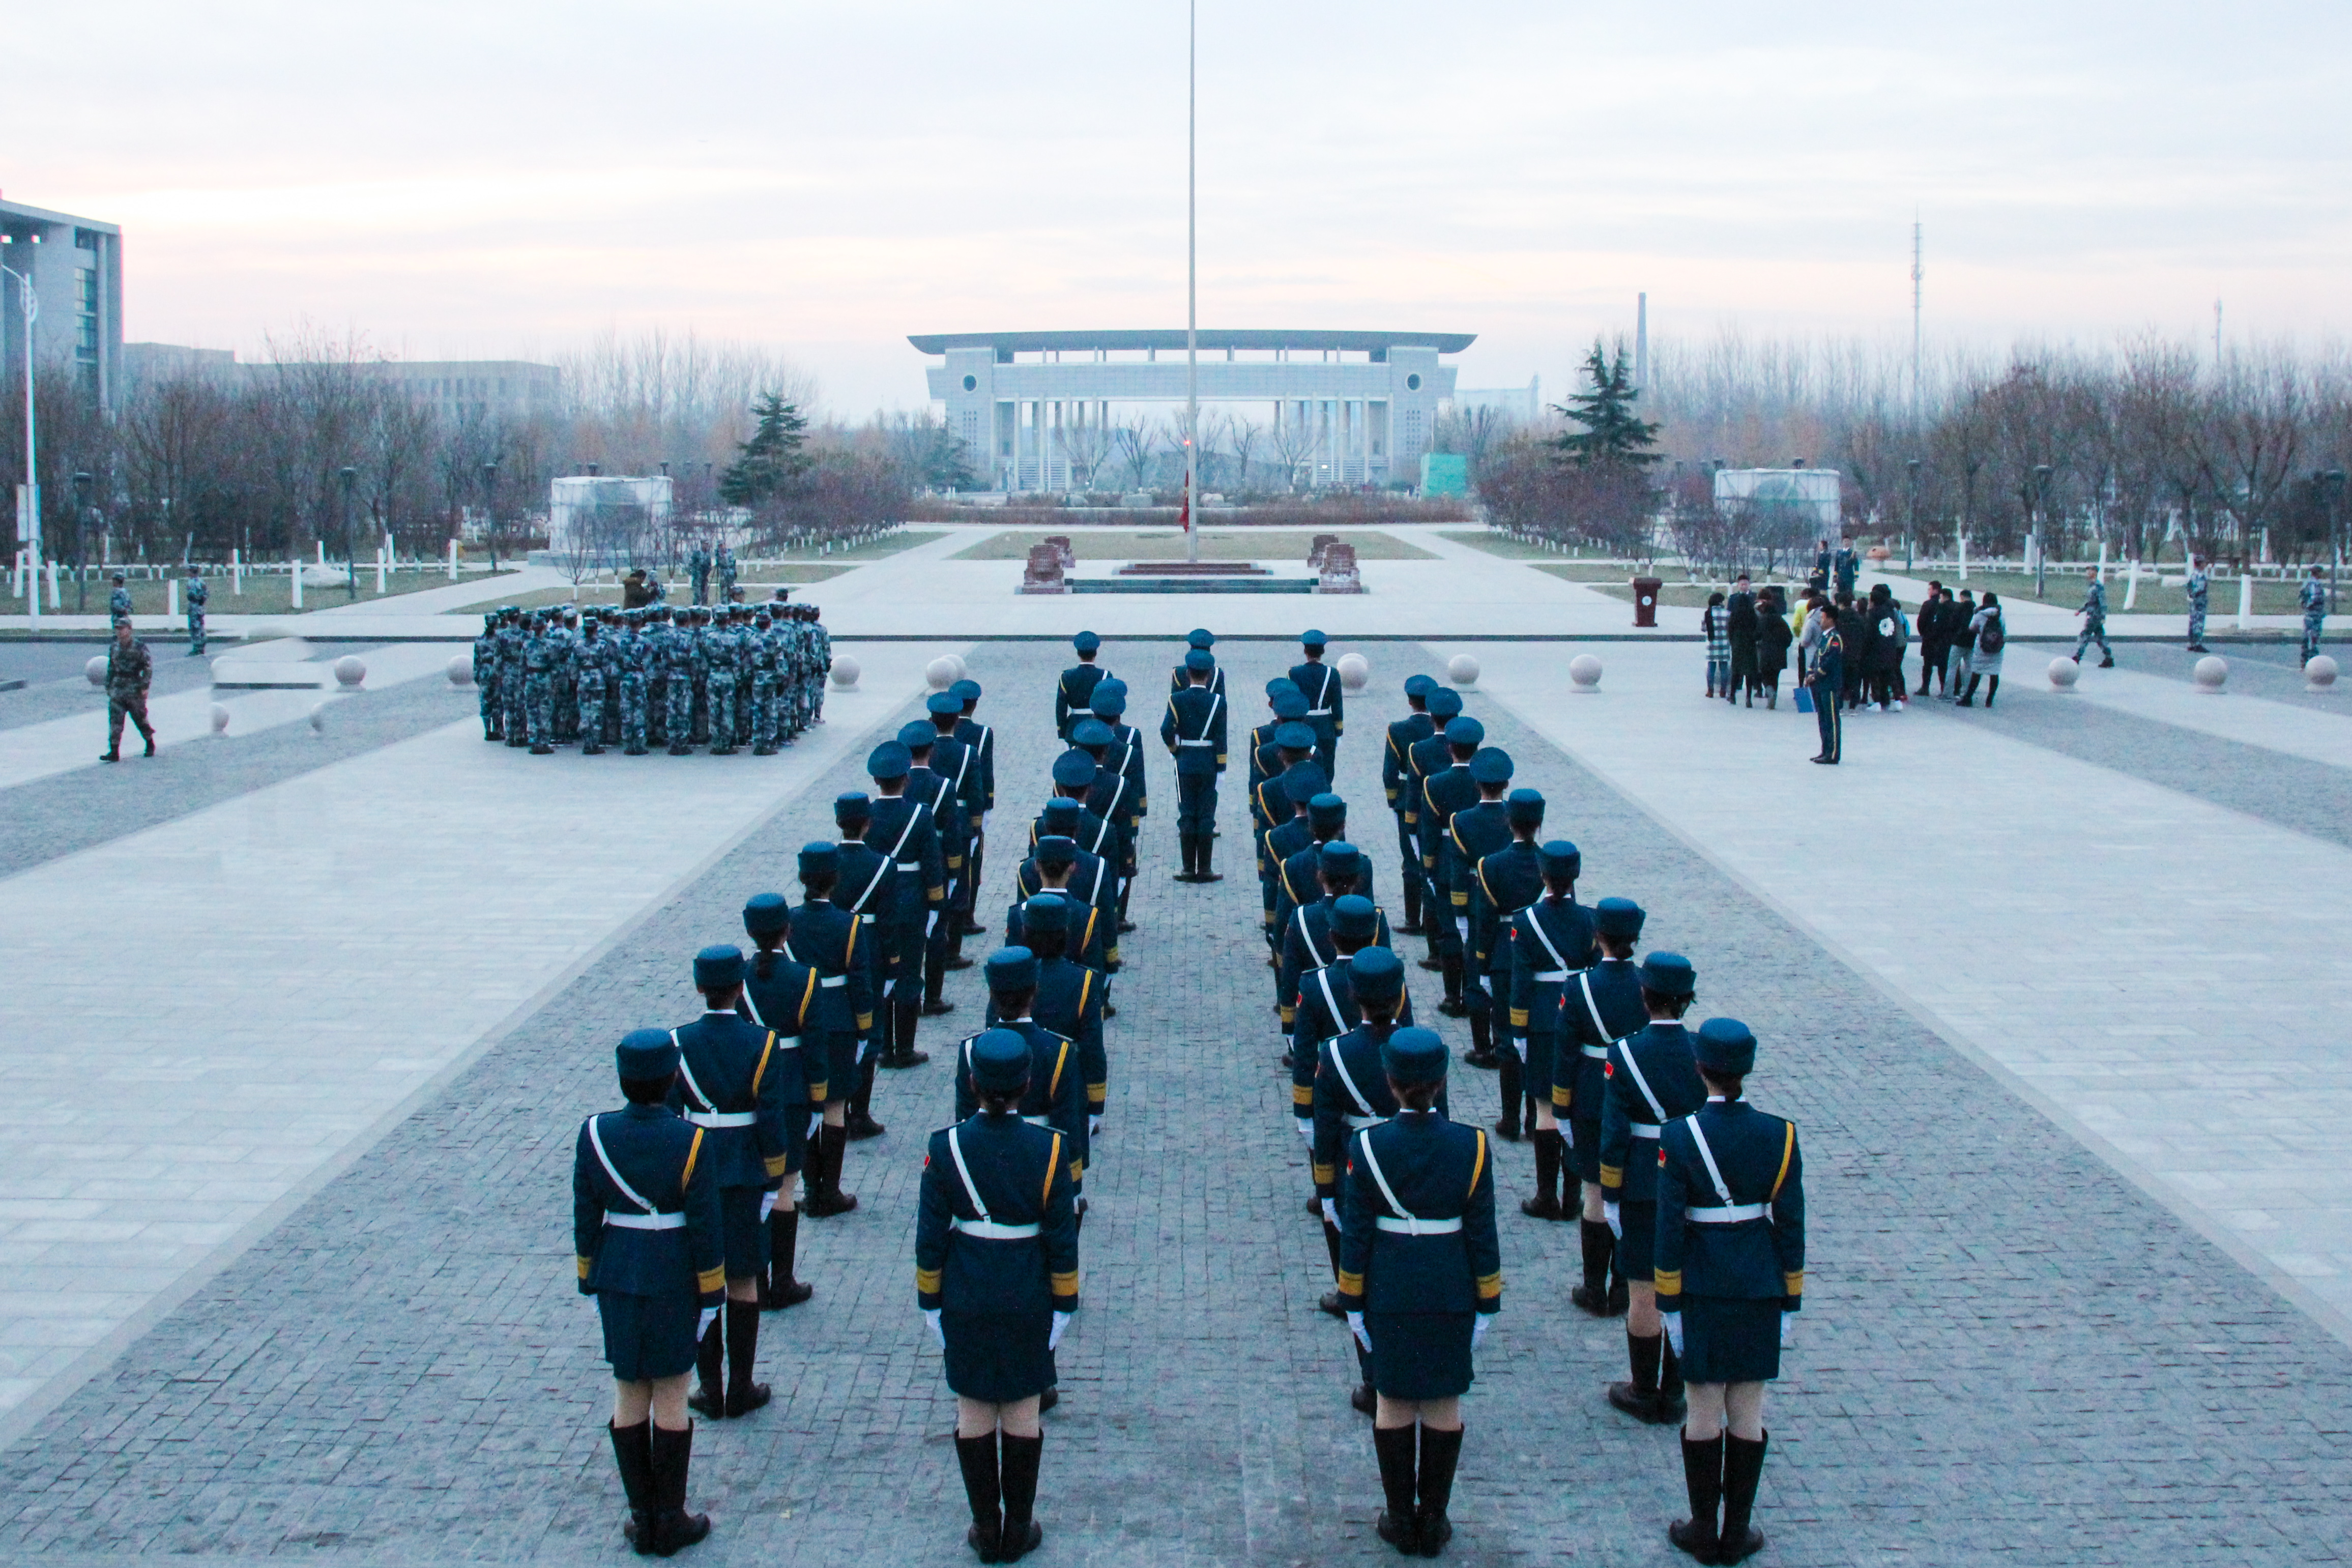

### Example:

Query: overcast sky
xmin=10 ymin=0 xmax=2349 ymax=414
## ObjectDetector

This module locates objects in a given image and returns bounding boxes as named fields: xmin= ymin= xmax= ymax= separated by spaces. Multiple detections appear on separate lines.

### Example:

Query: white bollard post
xmin=1958 ymin=534 xmax=1969 ymax=582
xmin=447 ymin=537 xmax=459 ymax=581
xmin=375 ymin=548 xmax=386 ymax=595
xmin=290 ymin=557 xmax=303 ymax=611
xmin=2097 ymin=540 xmax=2108 ymax=583
xmin=317 ymin=540 xmax=327 ymax=565
xmin=167 ymin=577 xmax=179 ymax=618
xmin=232 ymin=547 xmax=242 ymax=596
xmin=2237 ymin=571 xmax=2253 ymax=631
xmin=2122 ymin=559 xmax=2139 ymax=611
xmin=46 ymin=560 xmax=60 ymax=609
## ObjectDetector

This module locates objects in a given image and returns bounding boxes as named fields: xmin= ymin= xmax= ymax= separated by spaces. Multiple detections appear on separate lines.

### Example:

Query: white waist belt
xmin=1533 ymin=969 xmax=1568 ymax=983
xmin=605 ymin=1211 xmax=686 ymax=1231
xmin=1176 ymin=738 xmax=1214 ymax=747
xmin=1305 ymin=708 xmax=1332 ymax=717
xmin=1688 ymin=1203 xmax=1769 ymax=1224
xmin=1581 ymin=1044 xmax=1611 ymax=1059
xmin=1347 ymin=1114 xmax=1382 ymax=1130
xmin=1630 ymin=1122 xmax=1661 ymax=1139
xmin=897 ymin=860 xmax=921 ymax=871
xmin=951 ymin=1217 xmax=1042 ymax=1239
xmin=1375 ymin=1214 xmax=1462 ymax=1235
xmin=860 ymin=913 xmax=876 ymax=923
xmin=684 ymin=1110 xmax=757 ymax=1128
xmin=819 ymin=975 xmax=847 ymax=988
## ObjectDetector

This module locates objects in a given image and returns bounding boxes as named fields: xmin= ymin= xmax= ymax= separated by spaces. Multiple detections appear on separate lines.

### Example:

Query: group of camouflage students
xmin=471 ymin=597 xmax=831 ymax=757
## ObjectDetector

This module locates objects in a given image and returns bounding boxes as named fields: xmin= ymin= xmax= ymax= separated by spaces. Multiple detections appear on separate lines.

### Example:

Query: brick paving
xmin=1 ymin=638 xmax=2348 ymax=1566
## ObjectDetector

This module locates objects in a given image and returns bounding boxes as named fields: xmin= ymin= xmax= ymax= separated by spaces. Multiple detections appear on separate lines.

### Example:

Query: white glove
xmin=1604 ymin=1201 xmax=1622 ymax=1241
xmin=1049 ymin=1311 xmax=1073 ymax=1350
xmin=1297 ymin=1118 xmax=1315 ymax=1141
xmin=760 ymin=1188 xmax=779 ymax=1219
xmin=1320 ymin=1198 xmax=1340 ymax=1231
xmin=1347 ymin=1311 xmax=1371 ymax=1352
xmin=1780 ymin=1312 xmax=1796 ymax=1349
xmin=923 ymin=1308 xmax=944 ymax=1347
xmin=1661 ymin=1311 xmax=1684 ymax=1357
xmin=1558 ymin=1121 xmax=1573 ymax=1148
xmin=1089 ymin=1114 xmax=1103 ymax=1137
xmin=698 ymin=1305 xmax=719 ymax=1341
xmin=1471 ymin=1315 xmax=1490 ymax=1351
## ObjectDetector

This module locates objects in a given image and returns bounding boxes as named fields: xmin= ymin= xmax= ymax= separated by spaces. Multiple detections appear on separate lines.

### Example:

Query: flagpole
xmin=1185 ymin=0 xmax=1199 ymax=564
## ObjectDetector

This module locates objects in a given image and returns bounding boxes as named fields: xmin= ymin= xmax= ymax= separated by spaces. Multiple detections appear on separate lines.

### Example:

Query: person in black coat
xmin=1915 ymin=582 xmax=1949 ymax=697
xmin=1753 ymin=588 xmax=1793 ymax=709
xmin=1834 ymin=595 xmax=1870 ymax=711
xmin=1724 ymin=574 xmax=1760 ymax=705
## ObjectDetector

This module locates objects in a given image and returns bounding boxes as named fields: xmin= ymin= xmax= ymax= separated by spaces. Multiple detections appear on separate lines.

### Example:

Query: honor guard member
xmin=1294 ymin=896 xmax=1416 ymax=1158
xmin=951 ymin=680 xmax=997 ymax=935
xmin=1471 ymin=788 xmax=1548 ymax=1139
xmin=1055 ymin=631 xmax=1110 ymax=740
xmin=922 ymin=696 xmax=983 ymax=970
xmin=1162 ymin=648 xmax=1228 ymax=882
xmin=1334 ymin=1026 xmax=1497 ymax=1556
xmin=1170 ymin=627 xmax=1227 ymax=696
xmin=474 ymin=613 xmax=505 ymax=739
xmin=1071 ymin=718 xmax=1137 ymax=921
xmin=788 ymin=843 xmax=875 ymax=1219
xmin=740 ymin=895 xmax=826 ymax=1310
xmin=1656 ymin=1019 xmax=1805 ymax=1567
xmin=996 ymin=894 xmax=1109 ymax=1135
xmin=1271 ymin=792 xmax=1353 ymax=1011
xmin=832 ymin=794 xmax=916 ymax=1071
xmin=1012 ymin=833 xmax=1115 ymax=974
xmin=100 ymin=620 xmax=157 ymax=762
xmin=1504 ymin=842 xmax=1596 ymax=1221
xmin=904 ymin=720 xmax=972 ymax=1010
xmin=956 ymin=948 xmax=1089 ymax=1209
xmin=1416 ymin=717 xmax=1485 ymax=1013
xmin=1034 ymin=751 xmax=1117 ymax=866
xmin=1806 ymin=607 xmax=1844 ymax=764
xmin=1247 ymin=684 xmax=1310 ymax=832
xmin=1259 ymin=762 xmax=1329 ymax=955
xmin=1290 ymin=629 xmax=1346 ymax=778
xmin=1402 ymin=690 xmax=1465 ymax=958
xmin=1281 ymin=843 xmax=1395 ymax=1038
xmin=669 ymin=946 xmax=804 ymax=1420
xmin=869 ymin=739 xmax=949 ymax=1057
xmin=574 ymin=1030 xmax=724 ymax=1557
xmin=1384 ymin=675 xmax=1439 ymax=934
xmin=1600 ymin=952 xmax=1708 ymax=1425
xmin=184 ymin=567 xmax=208 ymax=654
xmin=1090 ymin=682 xmax=1149 ymax=913
xmin=919 ymin=1027 xmax=1080 ymax=1564
xmin=1561 ymin=897 xmax=1647 ymax=1312
xmin=1447 ymin=749 xmax=1517 ymax=1066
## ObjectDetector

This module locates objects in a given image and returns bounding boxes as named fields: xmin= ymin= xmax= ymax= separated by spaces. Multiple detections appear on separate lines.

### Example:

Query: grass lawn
xmin=10 ymin=568 xmax=526 ymax=617
xmin=762 ymin=529 xmax=946 ymax=561
xmin=452 ymin=568 xmax=851 ymax=614
xmin=1438 ymin=531 xmax=1620 ymax=561
xmin=953 ymin=529 xmax=1434 ymax=562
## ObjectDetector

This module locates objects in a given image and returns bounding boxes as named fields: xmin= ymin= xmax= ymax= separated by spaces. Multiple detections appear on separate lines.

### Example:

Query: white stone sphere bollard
xmin=1447 ymin=654 xmax=1480 ymax=687
xmin=2048 ymin=657 xmax=2080 ymax=690
xmin=210 ymin=703 xmax=230 ymax=734
xmin=946 ymin=654 xmax=968 ymax=683
xmin=85 ymin=656 xmax=108 ymax=687
xmin=830 ymin=655 xmax=861 ymax=689
xmin=308 ymin=702 xmax=329 ymax=733
xmin=2193 ymin=655 xmax=2229 ymax=692
xmin=2306 ymin=654 xmax=2338 ymax=689
xmin=1569 ymin=654 xmax=1604 ymax=692
xmin=446 ymin=655 xmax=474 ymax=686
xmin=925 ymin=656 xmax=957 ymax=690
xmin=1336 ymin=652 xmax=1370 ymax=690
xmin=333 ymin=655 xmax=366 ymax=688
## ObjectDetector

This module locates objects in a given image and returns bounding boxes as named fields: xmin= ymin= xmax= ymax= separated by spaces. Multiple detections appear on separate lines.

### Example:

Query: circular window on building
xmin=963 ymin=374 xmax=978 ymax=392
xmin=1406 ymin=373 xmax=1422 ymax=391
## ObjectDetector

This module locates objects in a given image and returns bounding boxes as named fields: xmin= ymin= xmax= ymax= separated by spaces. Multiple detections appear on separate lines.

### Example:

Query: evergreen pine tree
xmin=1554 ymin=341 xmax=1662 ymax=468
xmin=718 ymin=392 xmax=811 ymax=506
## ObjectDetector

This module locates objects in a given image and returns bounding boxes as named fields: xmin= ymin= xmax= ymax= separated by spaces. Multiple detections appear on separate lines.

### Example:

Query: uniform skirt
xmin=1522 ymin=1033 xmax=1554 ymax=1107
xmin=1678 ymin=1296 xmax=1782 ymax=1384
xmin=1616 ymin=1199 xmax=1658 ymax=1281
xmin=825 ymin=1025 xmax=858 ymax=1100
xmin=942 ymin=1310 xmax=1057 ymax=1403
xmin=1365 ymin=1311 xmax=1475 ymax=1401
xmin=598 ymin=1289 xmax=702 ymax=1382
xmin=718 ymin=1185 xmax=769 ymax=1277
xmin=1566 ymin=1112 xmax=1603 ymax=1185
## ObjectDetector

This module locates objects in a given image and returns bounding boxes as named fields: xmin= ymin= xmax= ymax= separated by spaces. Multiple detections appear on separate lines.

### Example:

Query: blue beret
xmin=1188 ymin=628 xmax=1215 ymax=648
xmin=1272 ymin=689 xmax=1310 ymax=720
xmin=1445 ymin=717 xmax=1486 ymax=747
xmin=1639 ymin=951 xmax=1697 ymax=998
xmin=1184 ymin=648 xmax=1215 ymax=673
xmin=1349 ymin=945 xmax=1406 ymax=1004
xmin=897 ymin=721 xmax=935 ymax=749
xmin=694 ymin=944 xmax=746 ymax=990
xmin=834 ymin=790 xmax=872 ymax=821
xmin=1098 ymin=677 xmax=1127 ymax=696
xmin=1331 ymin=893 xmax=1377 ymax=942
xmin=867 ymin=741 xmax=911 ymax=779
xmin=1052 ymin=749 xmax=1097 ymax=788
xmin=1405 ymin=674 xmax=1437 ymax=697
xmin=1428 ymin=689 xmax=1464 ymax=719
xmin=1381 ymin=1026 xmax=1448 ymax=1086
xmin=1021 ymin=893 xmax=1071 ymax=934
xmin=1041 ymin=796 xmax=1081 ymax=823
xmin=1308 ymin=792 xmax=1347 ymax=831
xmin=1274 ymin=721 xmax=1317 ymax=750
xmin=926 ymin=690 xmax=963 ymax=716
xmin=1694 ymin=1017 xmax=1757 ymax=1076
xmin=1091 ymin=685 xmax=1128 ymax=716
xmin=1282 ymin=763 xmax=1330 ymax=803
xmin=970 ymin=1027 xmax=1032 ymax=1093
xmin=1506 ymin=787 xmax=1545 ymax=826
xmin=950 ymin=678 xmax=982 ymax=701
xmin=1469 ymin=748 xmax=1515 ymax=785
xmin=1595 ymin=896 xmax=1644 ymax=937
xmin=1072 ymin=630 xmax=1101 ymax=653
xmin=617 ymin=1028 xmax=679 ymax=1082
xmin=1266 ymin=676 xmax=1299 ymax=698
xmin=1319 ymin=840 xmax=1361 ymax=879
xmin=743 ymin=891 xmax=791 ymax=937
xmin=1072 ymin=718 xmax=1115 ymax=748
xmin=798 ymin=841 xmax=839 ymax=879
xmin=984 ymin=946 xmax=1039 ymax=993
xmin=1301 ymin=628 xmax=1328 ymax=647
xmin=1033 ymin=833 xmax=1078 ymax=867
xmin=1540 ymin=839 xmax=1582 ymax=879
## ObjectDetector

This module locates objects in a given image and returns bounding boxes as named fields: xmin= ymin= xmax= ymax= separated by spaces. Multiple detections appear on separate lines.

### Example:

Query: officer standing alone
xmin=1162 ymin=648 xmax=1228 ymax=882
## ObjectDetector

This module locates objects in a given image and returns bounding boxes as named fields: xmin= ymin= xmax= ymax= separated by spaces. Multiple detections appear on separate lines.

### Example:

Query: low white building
xmin=549 ymin=475 xmax=672 ymax=562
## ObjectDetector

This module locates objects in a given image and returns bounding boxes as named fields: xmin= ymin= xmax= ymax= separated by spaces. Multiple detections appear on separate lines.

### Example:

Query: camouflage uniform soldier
xmin=733 ymin=609 xmax=757 ymax=748
xmin=689 ymin=608 xmax=714 ymax=745
xmin=2301 ymin=566 xmax=2330 ymax=666
xmin=619 ymin=612 xmax=653 ymax=756
xmin=751 ymin=612 xmax=781 ymax=755
xmin=664 ymin=611 xmax=699 ymax=754
xmin=553 ymin=609 xmax=582 ymax=742
xmin=100 ymin=620 xmax=156 ymax=762
xmin=645 ymin=609 xmax=671 ymax=748
xmin=2185 ymin=556 xmax=2211 ymax=652
xmin=473 ymin=612 xmax=503 ymax=740
xmin=500 ymin=608 xmax=529 ymax=747
xmin=689 ymin=542 xmax=711 ymax=606
xmin=2071 ymin=570 xmax=2114 ymax=667
xmin=184 ymin=570 xmax=208 ymax=655
xmin=575 ymin=617 xmax=613 ymax=754
xmin=716 ymin=542 xmax=738 ymax=604
xmin=525 ymin=612 xmax=559 ymax=753
xmin=706 ymin=609 xmax=743 ymax=755
xmin=808 ymin=605 xmax=831 ymax=725
xmin=108 ymin=572 xmax=132 ymax=627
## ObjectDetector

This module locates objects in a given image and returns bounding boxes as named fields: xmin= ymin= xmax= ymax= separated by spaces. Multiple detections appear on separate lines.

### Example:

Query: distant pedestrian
xmin=1702 ymin=593 xmax=1729 ymax=699
xmin=1753 ymin=588 xmax=1791 ymax=709
xmin=1942 ymin=589 xmax=1977 ymax=698
xmin=1832 ymin=542 xmax=1859 ymax=599
xmin=2185 ymin=556 xmax=2211 ymax=652
xmin=1914 ymin=583 xmax=1948 ymax=698
xmin=2301 ymin=565 xmax=2330 ymax=665
xmin=1959 ymin=591 xmax=2005 ymax=708
xmin=1725 ymin=575 xmax=1759 ymax=705
xmin=1862 ymin=585 xmax=1905 ymax=710
xmin=2072 ymin=569 xmax=2114 ymax=667
xmin=101 ymin=619 xmax=156 ymax=763
xmin=1833 ymin=595 xmax=1867 ymax=712
xmin=184 ymin=568 xmax=208 ymax=655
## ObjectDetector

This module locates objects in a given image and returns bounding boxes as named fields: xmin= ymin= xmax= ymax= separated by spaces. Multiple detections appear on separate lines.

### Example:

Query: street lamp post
xmin=1905 ymin=457 xmax=1921 ymax=572
xmin=339 ymin=466 xmax=359 ymax=600
xmin=72 ymin=470 xmax=92 ymax=613
xmin=2031 ymin=463 xmax=2052 ymax=600
xmin=3 ymin=239 xmax=38 ymax=628
xmin=2325 ymin=468 xmax=2346 ymax=611
xmin=481 ymin=460 xmax=500 ymax=574
xmin=1184 ymin=0 xmax=1199 ymax=565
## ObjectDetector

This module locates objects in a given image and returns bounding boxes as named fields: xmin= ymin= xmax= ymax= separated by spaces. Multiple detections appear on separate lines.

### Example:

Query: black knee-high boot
xmin=1609 ymin=1331 xmax=1664 ymax=1420
xmin=648 ymin=1422 xmax=710 ymax=1555
xmin=955 ymin=1434 xmax=1001 ymax=1561
xmin=1372 ymin=1424 xmax=1420 ymax=1554
xmin=874 ymin=998 xmax=899 ymax=1068
xmin=1717 ymin=1432 xmax=1769 ymax=1563
xmin=611 ymin=1420 xmax=656 ymax=1553
xmin=1417 ymin=1423 xmax=1463 ymax=1553
xmin=997 ymin=1432 xmax=1044 ymax=1561
xmin=1669 ymin=1433 xmax=1724 ymax=1560
xmin=1572 ymin=1218 xmax=1614 ymax=1311
xmin=1400 ymin=868 xmax=1425 ymax=934
xmin=1521 ymin=1130 xmax=1563 ymax=1218
xmin=723 ymin=1299 xmax=769 ymax=1416
xmin=896 ymin=998 xmax=927 ymax=1067
xmin=847 ymin=1053 xmax=885 ymax=1139
xmin=1658 ymin=1337 xmax=1687 ymax=1417
xmin=689 ymin=1316 xmax=725 ymax=1416
xmin=1440 ymin=955 xmax=1465 ymax=1014
xmin=763 ymin=1209 xmax=811 ymax=1308
xmin=1492 ymin=1046 xmax=1522 ymax=1137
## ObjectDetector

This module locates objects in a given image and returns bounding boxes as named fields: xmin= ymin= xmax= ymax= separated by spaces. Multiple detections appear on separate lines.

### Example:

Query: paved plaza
xmin=1 ymin=541 xmax=2349 ymax=1566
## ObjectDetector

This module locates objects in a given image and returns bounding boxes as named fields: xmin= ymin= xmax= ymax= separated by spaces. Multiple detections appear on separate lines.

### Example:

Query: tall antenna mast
xmin=1635 ymin=293 xmax=1648 ymax=389
xmin=1911 ymin=215 xmax=1924 ymax=426
xmin=2214 ymin=298 xmax=2223 ymax=367
xmin=1184 ymin=0 xmax=1200 ymax=564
